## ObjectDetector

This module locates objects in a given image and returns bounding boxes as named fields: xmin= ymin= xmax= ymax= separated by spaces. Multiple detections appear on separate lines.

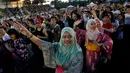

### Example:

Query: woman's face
xmin=95 ymin=19 xmax=101 ymax=27
xmin=118 ymin=15 xmax=123 ymax=20
xmin=72 ymin=14 xmax=77 ymax=21
xmin=0 ymin=29 xmax=5 ymax=35
xmin=36 ymin=23 xmax=42 ymax=28
xmin=50 ymin=18 xmax=56 ymax=25
xmin=90 ymin=21 xmax=97 ymax=30
xmin=62 ymin=32 xmax=73 ymax=46
xmin=95 ymin=19 xmax=100 ymax=25
xmin=127 ymin=8 xmax=130 ymax=13
xmin=106 ymin=7 xmax=110 ymax=12
xmin=108 ymin=13 xmax=111 ymax=19
xmin=9 ymin=34 xmax=16 ymax=40
xmin=103 ymin=16 xmax=110 ymax=22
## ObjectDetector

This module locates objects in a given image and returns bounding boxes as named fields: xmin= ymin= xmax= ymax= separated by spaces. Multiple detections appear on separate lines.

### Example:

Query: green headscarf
xmin=56 ymin=27 xmax=82 ymax=66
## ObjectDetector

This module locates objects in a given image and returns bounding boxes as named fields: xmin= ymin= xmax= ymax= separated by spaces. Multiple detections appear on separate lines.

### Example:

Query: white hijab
xmin=86 ymin=19 xmax=100 ymax=41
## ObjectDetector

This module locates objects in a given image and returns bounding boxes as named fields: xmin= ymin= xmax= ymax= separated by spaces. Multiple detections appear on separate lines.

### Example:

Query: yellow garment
xmin=86 ymin=42 xmax=100 ymax=51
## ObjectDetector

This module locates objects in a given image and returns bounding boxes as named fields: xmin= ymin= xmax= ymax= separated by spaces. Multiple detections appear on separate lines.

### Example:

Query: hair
xmin=55 ymin=14 xmax=60 ymax=18
xmin=7 ymin=29 xmax=20 ymax=39
xmin=71 ymin=12 xmax=81 ymax=20
xmin=126 ymin=5 xmax=130 ymax=8
xmin=86 ymin=11 xmax=91 ymax=15
xmin=106 ymin=6 xmax=112 ymax=11
xmin=102 ymin=13 xmax=110 ymax=19
xmin=9 ymin=19 xmax=13 ymax=21
xmin=109 ymin=12 xmax=115 ymax=23
xmin=50 ymin=16 xmax=57 ymax=21
xmin=0 ymin=26 xmax=7 ymax=31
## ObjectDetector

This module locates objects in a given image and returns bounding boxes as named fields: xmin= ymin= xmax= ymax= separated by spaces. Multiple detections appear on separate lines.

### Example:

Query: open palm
xmin=12 ymin=22 xmax=31 ymax=37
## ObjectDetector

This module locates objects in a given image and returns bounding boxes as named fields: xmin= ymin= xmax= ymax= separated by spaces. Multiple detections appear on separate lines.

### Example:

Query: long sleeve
xmin=103 ymin=34 xmax=113 ymax=60
xmin=63 ymin=52 xmax=83 ymax=73
xmin=41 ymin=40 xmax=59 ymax=68
xmin=100 ymin=34 xmax=113 ymax=60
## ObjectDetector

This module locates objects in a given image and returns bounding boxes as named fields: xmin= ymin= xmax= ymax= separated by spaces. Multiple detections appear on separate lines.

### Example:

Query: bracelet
xmin=27 ymin=34 xmax=33 ymax=38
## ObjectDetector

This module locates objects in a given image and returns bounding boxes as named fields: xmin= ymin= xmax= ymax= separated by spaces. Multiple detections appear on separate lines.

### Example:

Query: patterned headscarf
xmin=56 ymin=27 xmax=82 ymax=66
xmin=86 ymin=19 xmax=100 ymax=41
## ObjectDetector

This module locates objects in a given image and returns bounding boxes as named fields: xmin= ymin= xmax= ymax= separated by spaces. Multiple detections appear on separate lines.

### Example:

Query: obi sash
xmin=86 ymin=41 xmax=100 ymax=51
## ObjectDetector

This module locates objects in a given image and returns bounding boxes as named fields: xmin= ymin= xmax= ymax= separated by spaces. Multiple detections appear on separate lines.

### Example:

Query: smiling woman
xmin=12 ymin=21 xmax=83 ymax=73
xmin=62 ymin=32 xmax=73 ymax=46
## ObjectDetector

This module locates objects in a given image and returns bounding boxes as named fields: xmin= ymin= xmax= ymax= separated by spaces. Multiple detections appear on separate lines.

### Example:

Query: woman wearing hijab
xmin=12 ymin=22 xmax=83 ymax=73
xmin=85 ymin=19 xmax=113 ymax=73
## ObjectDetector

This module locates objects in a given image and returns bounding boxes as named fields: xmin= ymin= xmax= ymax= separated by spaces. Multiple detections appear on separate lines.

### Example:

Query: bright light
xmin=42 ymin=1 xmax=51 ymax=5
xmin=61 ymin=0 xmax=68 ymax=2
xmin=20 ymin=0 xmax=24 ymax=2
xmin=12 ymin=4 xmax=17 ymax=8
xmin=30 ymin=0 xmax=34 ymax=1
xmin=38 ymin=3 xmax=41 ymax=5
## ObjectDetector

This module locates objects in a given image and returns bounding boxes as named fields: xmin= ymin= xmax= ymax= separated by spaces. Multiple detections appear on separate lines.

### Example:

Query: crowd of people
xmin=0 ymin=2 xmax=128 ymax=73
xmin=4 ymin=5 xmax=54 ymax=18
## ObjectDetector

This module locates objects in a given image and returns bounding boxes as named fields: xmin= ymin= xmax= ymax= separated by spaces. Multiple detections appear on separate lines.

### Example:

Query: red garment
xmin=102 ymin=22 xmax=113 ymax=36
xmin=75 ymin=28 xmax=86 ymax=46
xmin=56 ymin=66 xmax=65 ymax=73
xmin=86 ymin=33 xmax=113 ymax=72
xmin=36 ymin=18 xmax=42 ymax=23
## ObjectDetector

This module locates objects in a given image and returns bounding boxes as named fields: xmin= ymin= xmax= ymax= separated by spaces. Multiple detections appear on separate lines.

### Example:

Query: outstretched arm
xmin=12 ymin=22 xmax=43 ymax=49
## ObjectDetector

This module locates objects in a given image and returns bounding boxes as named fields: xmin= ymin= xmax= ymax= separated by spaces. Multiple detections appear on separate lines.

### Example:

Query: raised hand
xmin=92 ymin=5 xmax=98 ymax=11
xmin=12 ymin=22 xmax=32 ymax=37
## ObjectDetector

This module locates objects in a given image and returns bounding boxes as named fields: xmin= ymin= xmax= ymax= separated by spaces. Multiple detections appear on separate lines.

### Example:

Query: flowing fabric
xmin=86 ymin=33 xmax=113 ymax=72
xmin=56 ymin=27 xmax=82 ymax=66
xmin=41 ymin=27 xmax=83 ymax=73
xmin=75 ymin=28 xmax=86 ymax=46
xmin=85 ymin=19 xmax=113 ymax=72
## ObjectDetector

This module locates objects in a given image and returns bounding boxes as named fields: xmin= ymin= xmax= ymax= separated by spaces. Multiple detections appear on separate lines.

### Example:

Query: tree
xmin=54 ymin=0 xmax=58 ymax=8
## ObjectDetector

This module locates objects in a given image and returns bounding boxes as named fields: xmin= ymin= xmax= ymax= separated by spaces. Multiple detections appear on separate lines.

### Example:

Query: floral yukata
xmin=8 ymin=38 xmax=29 ymax=61
xmin=85 ymin=19 xmax=113 ymax=73
xmin=86 ymin=33 xmax=113 ymax=72
xmin=7 ymin=38 xmax=29 ymax=73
